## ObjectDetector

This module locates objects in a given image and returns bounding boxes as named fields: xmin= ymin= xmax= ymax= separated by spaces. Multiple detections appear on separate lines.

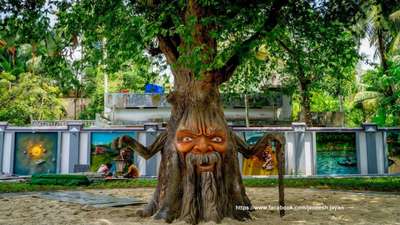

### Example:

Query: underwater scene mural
xmin=316 ymin=133 xmax=358 ymax=175
xmin=90 ymin=132 xmax=137 ymax=176
xmin=14 ymin=132 xmax=58 ymax=175
xmin=241 ymin=131 xmax=279 ymax=176
xmin=387 ymin=132 xmax=400 ymax=174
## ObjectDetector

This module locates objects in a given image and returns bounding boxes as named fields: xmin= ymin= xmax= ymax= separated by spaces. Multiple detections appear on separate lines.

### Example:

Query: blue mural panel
xmin=316 ymin=133 xmax=358 ymax=175
xmin=14 ymin=132 xmax=58 ymax=175
xmin=90 ymin=132 xmax=137 ymax=173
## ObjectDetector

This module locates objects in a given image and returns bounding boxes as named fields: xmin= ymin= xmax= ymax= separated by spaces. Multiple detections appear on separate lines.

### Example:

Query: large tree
xmin=45 ymin=0 xmax=361 ymax=223
xmin=263 ymin=3 xmax=359 ymax=125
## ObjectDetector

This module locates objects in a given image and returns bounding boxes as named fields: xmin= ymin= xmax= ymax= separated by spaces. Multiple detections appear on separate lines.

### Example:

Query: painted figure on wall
xmin=91 ymin=132 xmax=138 ymax=176
xmin=14 ymin=132 xmax=58 ymax=175
xmin=387 ymin=132 xmax=400 ymax=174
xmin=242 ymin=145 xmax=278 ymax=176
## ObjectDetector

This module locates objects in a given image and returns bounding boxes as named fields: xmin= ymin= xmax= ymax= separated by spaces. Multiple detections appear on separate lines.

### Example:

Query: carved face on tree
xmin=174 ymin=103 xmax=229 ymax=223
xmin=175 ymin=101 xmax=228 ymax=169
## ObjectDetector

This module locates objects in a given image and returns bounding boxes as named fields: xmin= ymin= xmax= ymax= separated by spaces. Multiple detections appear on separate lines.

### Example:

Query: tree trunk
xmin=299 ymin=81 xmax=312 ymax=125
xmin=133 ymin=77 xmax=252 ymax=224
xmin=115 ymin=81 xmax=288 ymax=223
xmin=276 ymin=139 xmax=285 ymax=217
xmin=377 ymin=29 xmax=388 ymax=73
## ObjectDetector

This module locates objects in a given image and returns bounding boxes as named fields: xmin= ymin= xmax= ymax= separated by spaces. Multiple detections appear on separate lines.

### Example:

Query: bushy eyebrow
xmin=176 ymin=129 xmax=225 ymax=136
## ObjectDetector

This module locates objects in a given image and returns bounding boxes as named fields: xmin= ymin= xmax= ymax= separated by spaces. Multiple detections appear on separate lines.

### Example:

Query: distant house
xmin=100 ymin=91 xmax=291 ymax=126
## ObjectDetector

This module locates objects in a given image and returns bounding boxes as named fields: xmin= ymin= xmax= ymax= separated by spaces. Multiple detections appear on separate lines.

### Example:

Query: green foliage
xmin=0 ymin=72 xmax=65 ymax=125
xmin=0 ymin=1 xmax=80 ymax=95
xmin=2 ymin=0 xmax=396 ymax=128
xmin=220 ymin=55 xmax=272 ymax=94
xmin=310 ymin=91 xmax=339 ymax=113
xmin=78 ymin=61 xmax=158 ymax=120
xmin=79 ymin=91 xmax=104 ymax=120
xmin=355 ymin=57 xmax=400 ymax=126
xmin=264 ymin=5 xmax=359 ymax=123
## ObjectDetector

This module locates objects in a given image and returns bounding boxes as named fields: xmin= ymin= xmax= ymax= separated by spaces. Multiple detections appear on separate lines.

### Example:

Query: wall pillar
xmin=137 ymin=132 xmax=147 ymax=176
xmin=359 ymin=123 xmax=386 ymax=175
xmin=145 ymin=132 xmax=158 ymax=177
xmin=67 ymin=122 xmax=83 ymax=173
xmin=0 ymin=122 xmax=8 ymax=175
xmin=284 ymin=131 xmax=295 ymax=175
xmin=287 ymin=122 xmax=314 ymax=176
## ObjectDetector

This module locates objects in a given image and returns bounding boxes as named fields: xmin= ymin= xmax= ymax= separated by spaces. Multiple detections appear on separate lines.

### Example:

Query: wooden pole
xmin=276 ymin=140 xmax=285 ymax=217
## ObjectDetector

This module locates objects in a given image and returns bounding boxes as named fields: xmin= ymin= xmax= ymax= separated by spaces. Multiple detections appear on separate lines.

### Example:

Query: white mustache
xmin=185 ymin=151 xmax=222 ymax=166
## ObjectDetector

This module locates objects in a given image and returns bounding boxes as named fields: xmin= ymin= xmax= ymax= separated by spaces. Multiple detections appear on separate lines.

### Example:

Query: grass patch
xmin=90 ymin=178 xmax=158 ymax=189
xmin=0 ymin=182 xmax=79 ymax=193
xmin=243 ymin=177 xmax=400 ymax=192
xmin=1 ymin=177 xmax=400 ymax=193
xmin=31 ymin=174 xmax=91 ymax=186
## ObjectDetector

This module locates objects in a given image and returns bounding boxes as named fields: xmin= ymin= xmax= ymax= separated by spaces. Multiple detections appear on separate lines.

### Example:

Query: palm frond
xmin=388 ymin=33 xmax=400 ymax=52
xmin=389 ymin=9 xmax=400 ymax=23
xmin=353 ymin=91 xmax=383 ymax=105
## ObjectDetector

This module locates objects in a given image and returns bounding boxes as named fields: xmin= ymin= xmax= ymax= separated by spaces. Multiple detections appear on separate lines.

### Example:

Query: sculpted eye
xmin=211 ymin=136 xmax=223 ymax=143
xmin=181 ymin=137 xmax=193 ymax=142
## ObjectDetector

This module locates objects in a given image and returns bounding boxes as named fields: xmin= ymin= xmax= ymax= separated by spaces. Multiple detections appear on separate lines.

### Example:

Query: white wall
xmin=2 ymin=132 xmax=13 ymax=174
xmin=79 ymin=132 xmax=90 ymax=164
xmin=60 ymin=132 xmax=70 ymax=173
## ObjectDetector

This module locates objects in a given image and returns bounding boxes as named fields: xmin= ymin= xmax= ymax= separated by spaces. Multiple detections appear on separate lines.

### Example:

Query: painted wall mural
xmin=14 ymin=132 xmax=58 ymax=175
xmin=387 ymin=132 xmax=400 ymax=174
xmin=90 ymin=132 xmax=137 ymax=174
xmin=241 ymin=132 xmax=279 ymax=176
xmin=316 ymin=133 xmax=358 ymax=175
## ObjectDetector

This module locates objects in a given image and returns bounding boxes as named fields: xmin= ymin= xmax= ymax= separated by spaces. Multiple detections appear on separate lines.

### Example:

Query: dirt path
xmin=1 ymin=187 xmax=399 ymax=225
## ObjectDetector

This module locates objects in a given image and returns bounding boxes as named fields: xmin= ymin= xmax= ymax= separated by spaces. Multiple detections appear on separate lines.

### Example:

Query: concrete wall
xmin=0 ymin=122 xmax=394 ymax=177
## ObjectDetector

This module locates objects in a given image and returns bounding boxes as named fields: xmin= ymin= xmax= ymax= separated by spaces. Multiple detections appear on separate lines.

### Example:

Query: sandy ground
xmin=0 ymin=187 xmax=400 ymax=225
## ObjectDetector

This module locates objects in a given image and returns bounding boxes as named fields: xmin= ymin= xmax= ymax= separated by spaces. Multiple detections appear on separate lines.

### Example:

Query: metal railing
xmin=105 ymin=92 xmax=284 ymax=109
xmin=31 ymin=120 xmax=96 ymax=127
xmin=105 ymin=93 xmax=170 ymax=109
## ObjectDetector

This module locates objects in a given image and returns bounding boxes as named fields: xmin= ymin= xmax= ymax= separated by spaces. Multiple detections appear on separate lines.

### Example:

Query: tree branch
xmin=276 ymin=39 xmax=295 ymax=56
xmin=276 ymin=38 xmax=308 ymax=83
xmin=210 ymin=0 xmax=289 ymax=85
xmin=158 ymin=36 xmax=179 ymax=64
xmin=232 ymin=131 xmax=285 ymax=159
xmin=112 ymin=132 xmax=168 ymax=160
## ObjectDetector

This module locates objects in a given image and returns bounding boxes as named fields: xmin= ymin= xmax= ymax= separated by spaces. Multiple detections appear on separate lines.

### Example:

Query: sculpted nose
xmin=193 ymin=137 xmax=213 ymax=154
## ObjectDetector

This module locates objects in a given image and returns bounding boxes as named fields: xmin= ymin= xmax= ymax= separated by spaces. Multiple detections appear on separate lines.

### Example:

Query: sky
xmin=358 ymin=37 xmax=377 ymax=71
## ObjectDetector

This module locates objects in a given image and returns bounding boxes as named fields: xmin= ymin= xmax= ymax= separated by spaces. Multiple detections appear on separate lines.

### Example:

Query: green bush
xmin=30 ymin=174 xmax=91 ymax=186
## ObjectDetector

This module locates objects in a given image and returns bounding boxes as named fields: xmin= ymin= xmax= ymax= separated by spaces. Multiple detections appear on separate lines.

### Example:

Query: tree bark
xmin=115 ymin=72 xmax=288 ymax=224
xmin=276 ymin=138 xmax=285 ymax=217
xmin=299 ymin=81 xmax=313 ymax=126
xmin=377 ymin=29 xmax=388 ymax=72
xmin=132 ymin=78 xmax=253 ymax=223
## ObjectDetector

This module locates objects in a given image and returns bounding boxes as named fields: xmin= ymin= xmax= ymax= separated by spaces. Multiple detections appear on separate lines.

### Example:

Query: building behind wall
xmin=100 ymin=91 xmax=292 ymax=127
